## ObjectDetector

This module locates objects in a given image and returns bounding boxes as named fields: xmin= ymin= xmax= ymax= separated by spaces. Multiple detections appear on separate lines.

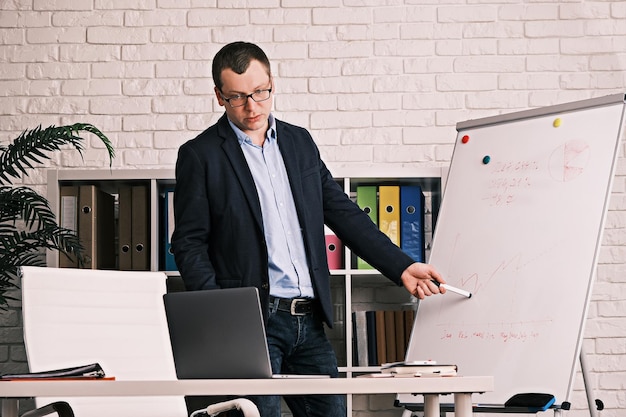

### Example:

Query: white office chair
xmin=19 ymin=266 xmax=259 ymax=417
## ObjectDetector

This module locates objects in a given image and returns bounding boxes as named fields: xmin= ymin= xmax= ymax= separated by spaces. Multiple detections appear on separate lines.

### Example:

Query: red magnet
xmin=461 ymin=135 xmax=470 ymax=144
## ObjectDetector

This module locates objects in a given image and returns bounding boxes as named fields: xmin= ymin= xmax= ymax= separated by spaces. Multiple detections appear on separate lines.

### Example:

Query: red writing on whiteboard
xmin=484 ymin=159 xmax=539 ymax=207
xmin=491 ymin=160 xmax=539 ymax=173
xmin=488 ymin=176 xmax=532 ymax=192
xmin=484 ymin=192 xmax=515 ymax=207
xmin=440 ymin=329 xmax=541 ymax=343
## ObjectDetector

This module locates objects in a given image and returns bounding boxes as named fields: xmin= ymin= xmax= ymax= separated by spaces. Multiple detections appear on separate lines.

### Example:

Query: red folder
xmin=325 ymin=229 xmax=343 ymax=270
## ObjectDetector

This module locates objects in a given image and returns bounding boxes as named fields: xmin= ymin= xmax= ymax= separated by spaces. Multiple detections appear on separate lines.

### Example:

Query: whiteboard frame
xmin=400 ymin=93 xmax=626 ymax=411
xmin=457 ymin=93 xmax=626 ymax=131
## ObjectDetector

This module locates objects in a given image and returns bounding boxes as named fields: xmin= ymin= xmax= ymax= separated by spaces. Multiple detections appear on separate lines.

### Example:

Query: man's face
xmin=215 ymin=59 xmax=273 ymax=139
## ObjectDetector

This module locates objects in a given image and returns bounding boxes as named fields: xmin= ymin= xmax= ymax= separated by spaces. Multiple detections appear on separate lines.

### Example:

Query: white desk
xmin=0 ymin=376 xmax=493 ymax=417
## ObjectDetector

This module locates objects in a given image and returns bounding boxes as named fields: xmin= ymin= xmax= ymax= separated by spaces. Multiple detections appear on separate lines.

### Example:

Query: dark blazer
xmin=172 ymin=114 xmax=414 ymax=326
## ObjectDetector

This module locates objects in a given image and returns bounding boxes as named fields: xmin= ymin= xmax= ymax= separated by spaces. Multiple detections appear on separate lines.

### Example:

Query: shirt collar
xmin=228 ymin=113 xmax=277 ymax=146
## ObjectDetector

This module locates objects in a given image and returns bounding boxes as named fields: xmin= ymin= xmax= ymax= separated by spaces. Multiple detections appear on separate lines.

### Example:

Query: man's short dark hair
xmin=212 ymin=42 xmax=272 ymax=91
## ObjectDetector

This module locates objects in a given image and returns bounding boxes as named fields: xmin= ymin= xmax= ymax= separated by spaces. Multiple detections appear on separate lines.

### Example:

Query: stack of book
xmin=380 ymin=361 xmax=457 ymax=377
xmin=352 ymin=309 xmax=415 ymax=367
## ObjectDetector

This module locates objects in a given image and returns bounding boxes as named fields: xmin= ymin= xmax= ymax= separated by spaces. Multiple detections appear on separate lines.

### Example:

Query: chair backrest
xmin=20 ymin=266 xmax=188 ymax=417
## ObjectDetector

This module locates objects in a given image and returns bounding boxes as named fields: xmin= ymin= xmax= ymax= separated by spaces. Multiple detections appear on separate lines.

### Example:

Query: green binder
xmin=356 ymin=186 xmax=377 ymax=269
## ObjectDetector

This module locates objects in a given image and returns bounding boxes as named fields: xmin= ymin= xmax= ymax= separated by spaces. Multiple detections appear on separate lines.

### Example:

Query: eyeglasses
xmin=220 ymin=88 xmax=272 ymax=108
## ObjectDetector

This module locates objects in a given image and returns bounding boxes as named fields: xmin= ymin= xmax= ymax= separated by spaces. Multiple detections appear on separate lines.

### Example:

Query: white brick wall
xmin=0 ymin=1 xmax=625 ymax=416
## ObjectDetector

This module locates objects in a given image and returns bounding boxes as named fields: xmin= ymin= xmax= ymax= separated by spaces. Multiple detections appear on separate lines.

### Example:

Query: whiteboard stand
xmin=397 ymin=350 xmax=600 ymax=416
xmin=396 ymin=93 xmax=626 ymax=417
xmin=580 ymin=345 xmax=603 ymax=417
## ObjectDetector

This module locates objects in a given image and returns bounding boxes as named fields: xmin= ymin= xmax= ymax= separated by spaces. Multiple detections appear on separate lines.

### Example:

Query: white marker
xmin=431 ymin=280 xmax=472 ymax=298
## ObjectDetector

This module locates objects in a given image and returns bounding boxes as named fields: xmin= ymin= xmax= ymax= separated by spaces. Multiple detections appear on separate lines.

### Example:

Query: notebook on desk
xmin=163 ymin=287 xmax=328 ymax=380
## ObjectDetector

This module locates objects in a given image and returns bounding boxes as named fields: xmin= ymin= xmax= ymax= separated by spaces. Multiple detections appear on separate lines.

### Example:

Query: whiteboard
xmin=402 ymin=94 xmax=626 ymax=407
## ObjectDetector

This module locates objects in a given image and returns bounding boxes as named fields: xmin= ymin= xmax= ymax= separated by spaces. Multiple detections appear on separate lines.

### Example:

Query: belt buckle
xmin=290 ymin=299 xmax=305 ymax=316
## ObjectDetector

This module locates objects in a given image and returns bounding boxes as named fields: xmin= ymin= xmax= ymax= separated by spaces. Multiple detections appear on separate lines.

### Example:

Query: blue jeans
xmin=247 ymin=302 xmax=346 ymax=417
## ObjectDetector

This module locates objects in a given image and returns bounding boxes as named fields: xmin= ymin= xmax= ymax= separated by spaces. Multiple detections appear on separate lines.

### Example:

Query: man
xmin=172 ymin=41 xmax=445 ymax=417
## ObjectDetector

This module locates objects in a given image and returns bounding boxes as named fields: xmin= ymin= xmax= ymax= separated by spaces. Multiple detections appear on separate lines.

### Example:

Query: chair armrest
xmin=191 ymin=398 xmax=260 ymax=417
xmin=21 ymin=402 xmax=74 ymax=417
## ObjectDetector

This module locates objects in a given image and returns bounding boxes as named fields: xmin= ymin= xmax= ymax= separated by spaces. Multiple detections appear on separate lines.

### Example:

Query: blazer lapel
xmin=276 ymin=121 xmax=306 ymax=220
xmin=216 ymin=115 xmax=264 ymax=232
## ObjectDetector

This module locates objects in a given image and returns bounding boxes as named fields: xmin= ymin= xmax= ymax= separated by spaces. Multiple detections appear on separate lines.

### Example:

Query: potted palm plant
xmin=0 ymin=123 xmax=115 ymax=310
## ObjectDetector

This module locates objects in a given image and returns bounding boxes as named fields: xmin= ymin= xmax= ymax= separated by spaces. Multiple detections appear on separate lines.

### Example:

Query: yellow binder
xmin=379 ymin=185 xmax=400 ymax=246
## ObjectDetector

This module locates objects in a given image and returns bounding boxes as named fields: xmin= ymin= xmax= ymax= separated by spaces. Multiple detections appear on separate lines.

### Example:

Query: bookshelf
xmin=46 ymin=165 xmax=445 ymax=416
xmin=47 ymin=168 xmax=176 ymax=271
xmin=326 ymin=167 xmax=443 ymax=380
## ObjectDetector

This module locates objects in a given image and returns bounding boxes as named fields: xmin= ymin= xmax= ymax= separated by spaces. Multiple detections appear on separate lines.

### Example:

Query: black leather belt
xmin=269 ymin=296 xmax=314 ymax=315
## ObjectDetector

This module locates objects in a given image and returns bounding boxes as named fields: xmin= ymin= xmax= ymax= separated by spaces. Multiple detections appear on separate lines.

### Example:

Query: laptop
xmin=163 ymin=287 xmax=328 ymax=379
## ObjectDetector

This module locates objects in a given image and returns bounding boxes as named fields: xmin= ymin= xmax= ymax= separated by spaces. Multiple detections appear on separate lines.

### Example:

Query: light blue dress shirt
xmin=228 ymin=115 xmax=314 ymax=299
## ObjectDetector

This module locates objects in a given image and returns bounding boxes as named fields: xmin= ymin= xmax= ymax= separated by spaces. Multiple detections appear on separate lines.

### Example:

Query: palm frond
xmin=0 ymin=228 xmax=82 ymax=262
xmin=0 ymin=227 xmax=83 ymax=292
xmin=0 ymin=123 xmax=115 ymax=185
xmin=0 ymin=123 xmax=114 ymax=310
xmin=0 ymin=186 xmax=58 ymax=230
xmin=0 ymin=246 xmax=38 ymax=311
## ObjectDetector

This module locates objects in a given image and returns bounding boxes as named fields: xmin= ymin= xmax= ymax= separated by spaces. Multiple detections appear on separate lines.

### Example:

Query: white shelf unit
xmin=46 ymin=168 xmax=175 ymax=270
xmin=46 ymin=166 xmax=445 ymax=416
xmin=326 ymin=167 xmax=443 ymax=376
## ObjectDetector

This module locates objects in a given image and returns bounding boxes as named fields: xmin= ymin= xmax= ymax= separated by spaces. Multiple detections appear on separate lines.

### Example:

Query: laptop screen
xmin=163 ymin=287 xmax=273 ymax=379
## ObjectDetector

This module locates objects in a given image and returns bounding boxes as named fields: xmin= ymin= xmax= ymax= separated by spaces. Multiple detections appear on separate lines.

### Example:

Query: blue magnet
xmin=482 ymin=155 xmax=491 ymax=164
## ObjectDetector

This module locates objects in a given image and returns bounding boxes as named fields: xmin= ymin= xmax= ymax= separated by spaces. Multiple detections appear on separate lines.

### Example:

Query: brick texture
xmin=0 ymin=2 xmax=625 ymax=416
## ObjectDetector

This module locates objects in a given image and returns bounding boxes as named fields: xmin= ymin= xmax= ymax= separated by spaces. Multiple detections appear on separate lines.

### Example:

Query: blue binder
xmin=163 ymin=188 xmax=177 ymax=271
xmin=400 ymin=185 xmax=425 ymax=262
